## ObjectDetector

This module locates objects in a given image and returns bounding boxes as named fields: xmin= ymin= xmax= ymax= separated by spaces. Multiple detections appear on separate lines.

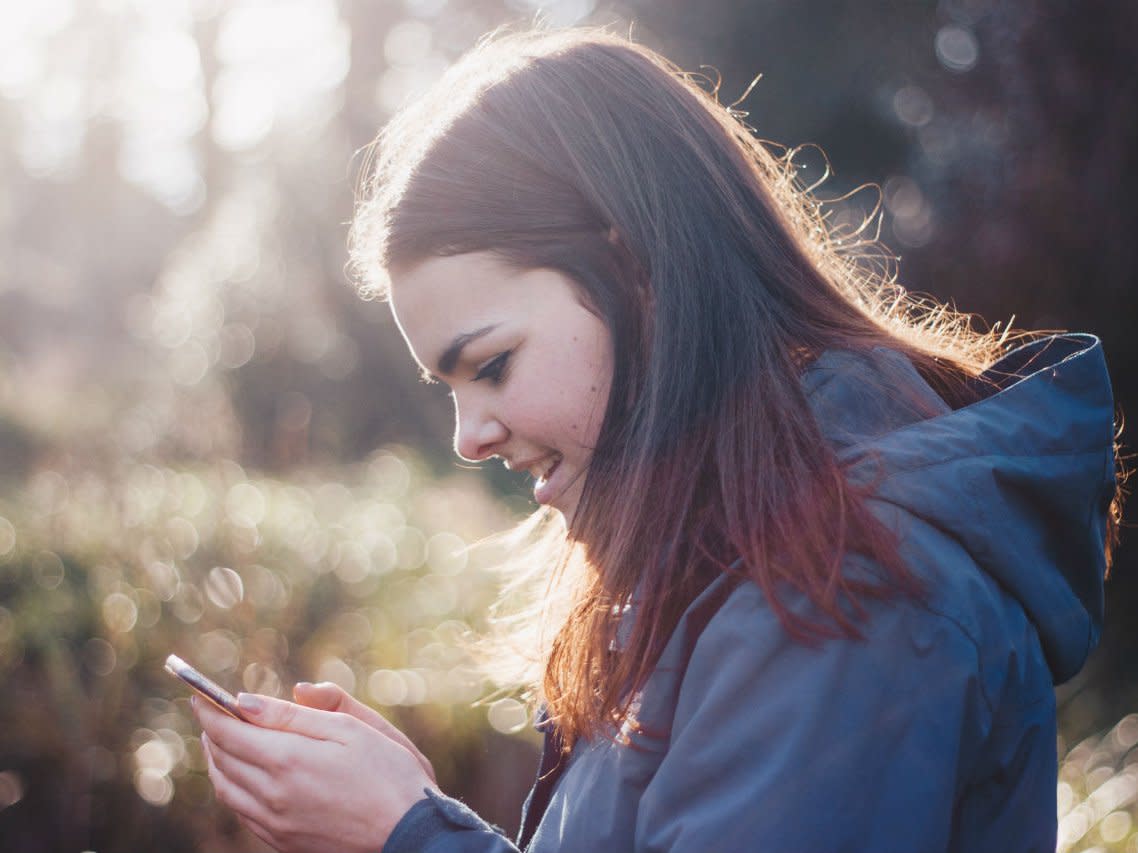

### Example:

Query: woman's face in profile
xmin=389 ymin=251 xmax=613 ymax=519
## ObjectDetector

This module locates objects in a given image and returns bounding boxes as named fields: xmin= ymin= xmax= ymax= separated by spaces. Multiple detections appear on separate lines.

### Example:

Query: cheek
xmin=507 ymin=371 xmax=601 ymax=445
xmin=566 ymin=359 xmax=612 ymax=445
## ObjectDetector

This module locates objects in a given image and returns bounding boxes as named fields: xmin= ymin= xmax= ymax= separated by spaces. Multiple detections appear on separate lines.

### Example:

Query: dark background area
xmin=0 ymin=1 xmax=1134 ymax=850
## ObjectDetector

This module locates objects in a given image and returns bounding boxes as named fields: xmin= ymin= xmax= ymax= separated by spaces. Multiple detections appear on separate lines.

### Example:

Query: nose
xmin=453 ymin=396 xmax=509 ymax=462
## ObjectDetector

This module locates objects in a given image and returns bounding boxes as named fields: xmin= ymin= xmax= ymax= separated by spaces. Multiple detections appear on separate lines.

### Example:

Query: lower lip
xmin=533 ymin=458 xmax=562 ymax=505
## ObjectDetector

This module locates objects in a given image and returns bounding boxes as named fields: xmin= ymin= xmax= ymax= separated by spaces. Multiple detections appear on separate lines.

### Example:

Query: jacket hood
xmin=804 ymin=334 xmax=1116 ymax=684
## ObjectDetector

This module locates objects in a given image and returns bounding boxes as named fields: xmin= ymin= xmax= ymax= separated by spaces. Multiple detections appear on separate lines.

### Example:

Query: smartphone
xmin=165 ymin=654 xmax=250 ymax=722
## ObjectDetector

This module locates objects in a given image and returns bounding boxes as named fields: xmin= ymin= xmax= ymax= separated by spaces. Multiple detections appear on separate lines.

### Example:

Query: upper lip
xmin=508 ymin=454 xmax=558 ymax=479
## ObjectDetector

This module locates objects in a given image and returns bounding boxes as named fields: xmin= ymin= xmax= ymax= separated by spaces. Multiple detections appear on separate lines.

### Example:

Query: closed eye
xmin=474 ymin=350 xmax=512 ymax=384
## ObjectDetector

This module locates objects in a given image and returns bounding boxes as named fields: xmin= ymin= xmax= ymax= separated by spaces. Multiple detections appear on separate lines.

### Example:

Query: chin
xmin=554 ymin=495 xmax=583 ymax=528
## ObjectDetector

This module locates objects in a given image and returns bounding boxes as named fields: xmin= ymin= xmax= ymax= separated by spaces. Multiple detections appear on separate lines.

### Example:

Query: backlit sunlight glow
xmin=212 ymin=0 xmax=349 ymax=151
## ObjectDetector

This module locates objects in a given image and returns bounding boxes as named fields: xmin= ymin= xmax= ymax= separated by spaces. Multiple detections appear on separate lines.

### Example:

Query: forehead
xmin=391 ymin=252 xmax=513 ymax=318
xmin=391 ymin=254 xmax=510 ymax=346
xmin=388 ymin=252 xmax=571 ymax=366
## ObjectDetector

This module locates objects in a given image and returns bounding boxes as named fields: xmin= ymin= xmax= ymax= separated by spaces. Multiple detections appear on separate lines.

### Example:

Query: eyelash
xmin=474 ymin=350 xmax=513 ymax=384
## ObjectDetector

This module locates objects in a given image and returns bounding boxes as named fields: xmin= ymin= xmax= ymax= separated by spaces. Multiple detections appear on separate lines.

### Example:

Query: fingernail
xmin=295 ymin=681 xmax=313 ymax=690
xmin=237 ymin=693 xmax=264 ymax=715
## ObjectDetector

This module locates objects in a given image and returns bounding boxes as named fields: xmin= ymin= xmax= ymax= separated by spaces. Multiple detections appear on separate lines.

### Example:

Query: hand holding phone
xmin=165 ymin=654 xmax=249 ymax=722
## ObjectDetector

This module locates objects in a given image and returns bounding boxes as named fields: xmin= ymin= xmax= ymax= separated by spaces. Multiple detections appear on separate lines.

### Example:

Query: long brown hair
xmin=350 ymin=29 xmax=1041 ymax=746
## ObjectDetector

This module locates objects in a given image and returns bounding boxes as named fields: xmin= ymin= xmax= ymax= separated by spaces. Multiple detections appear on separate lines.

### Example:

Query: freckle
xmin=590 ymin=386 xmax=597 ymax=392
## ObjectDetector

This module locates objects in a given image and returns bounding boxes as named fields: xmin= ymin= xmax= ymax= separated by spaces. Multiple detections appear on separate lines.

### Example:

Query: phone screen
xmin=165 ymin=654 xmax=249 ymax=722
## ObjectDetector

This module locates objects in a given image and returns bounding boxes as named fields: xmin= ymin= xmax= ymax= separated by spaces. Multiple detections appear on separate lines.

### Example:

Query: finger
xmin=294 ymin=681 xmax=387 ymax=729
xmin=235 ymin=693 xmax=351 ymax=742
xmin=197 ymin=697 xmax=307 ymax=770
xmin=202 ymin=730 xmax=277 ymax=803
xmin=292 ymin=680 xmax=342 ymax=711
xmin=193 ymin=693 xmax=251 ymax=741
xmin=237 ymin=814 xmax=278 ymax=853
xmin=204 ymin=735 xmax=290 ymax=852
xmin=203 ymin=733 xmax=275 ymax=833
xmin=194 ymin=693 xmax=266 ymax=748
xmin=293 ymin=682 xmax=436 ymax=782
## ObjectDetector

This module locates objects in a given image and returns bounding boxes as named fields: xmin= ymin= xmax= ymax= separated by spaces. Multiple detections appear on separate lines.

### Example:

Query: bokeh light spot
xmin=134 ymin=737 xmax=176 ymax=777
xmin=102 ymin=592 xmax=139 ymax=633
xmin=1113 ymin=714 xmax=1138 ymax=751
xmin=935 ymin=25 xmax=979 ymax=73
xmin=166 ymin=517 xmax=200 ymax=560
xmin=205 ymin=566 xmax=244 ymax=609
xmin=892 ymin=85 xmax=933 ymax=127
xmin=368 ymin=453 xmax=410 ymax=498
xmin=197 ymin=630 xmax=241 ymax=673
xmin=414 ymin=574 xmax=457 ymax=616
xmin=316 ymin=657 xmax=355 ymax=693
xmin=334 ymin=541 xmax=372 ymax=583
xmin=367 ymin=669 xmax=407 ymax=706
xmin=133 ymin=768 xmax=174 ymax=806
xmin=0 ymin=770 xmax=25 ymax=809
xmin=242 ymin=663 xmax=282 ymax=697
xmin=83 ymin=637 xmax=117 ymax=676
xmin=0 ymin=517 xmax=15 ymax=556
xmin=371 ymin=534 xmax=398 ymax=575
xmin=226 ymin=482 xmax=266 ymax=527
xmin=32 ymin=550 xmax=65 ymax=589
xmin=218 ymin=323 xmax=256 ymax=368
xmin=488 ymin=698 xmax=528 ymax=734
xmin=1100 ymin=809 xmax=1132 ymax=843
xmin=246 ymin=564 xmax=289 ymax=609
xmin=396 ymin=527 xmax=426 ymax=571
xmin=401 ymin=669 xmax=427 ymax=705
xmin=333 ymin=610 xmax=372 ymax=651
xmin=147 ymin=561 xmax=181 ymax=601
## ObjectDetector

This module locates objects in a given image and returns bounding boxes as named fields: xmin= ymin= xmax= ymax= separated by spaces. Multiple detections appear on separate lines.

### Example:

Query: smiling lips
xmin=531 ymin=454 xmax=562 ymax=483
xmin=512 ymin=453 xmax=563 ymax=504
xmin=503 ymin=453 xmax=565 ymax=504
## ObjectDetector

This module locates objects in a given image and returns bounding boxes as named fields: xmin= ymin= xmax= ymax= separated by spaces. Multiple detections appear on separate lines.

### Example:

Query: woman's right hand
xmin=292 ymin=681 xmax=436 ymax=783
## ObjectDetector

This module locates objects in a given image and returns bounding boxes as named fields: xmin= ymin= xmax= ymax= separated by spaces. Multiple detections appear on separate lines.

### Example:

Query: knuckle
xmin=263 ymin=747 xmax=288 ymax=775
xmin=278 ymin=745 xmax=301 ymax=773
xmin=277 ymin=702 xmax=299 ymax=729
xmin=264 ymin=781 xmax=289 ymax=816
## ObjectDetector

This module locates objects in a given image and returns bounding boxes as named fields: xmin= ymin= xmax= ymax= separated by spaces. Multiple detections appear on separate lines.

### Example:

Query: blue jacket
xmin=385 ymin=334 xmax=1116 ymax=853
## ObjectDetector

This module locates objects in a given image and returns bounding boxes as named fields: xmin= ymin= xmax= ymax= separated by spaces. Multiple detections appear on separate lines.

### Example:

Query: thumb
xmin=294 ymin=681 xmax=392 ymax=732
xmin=292 ymin=681 xmax=346 ymax=712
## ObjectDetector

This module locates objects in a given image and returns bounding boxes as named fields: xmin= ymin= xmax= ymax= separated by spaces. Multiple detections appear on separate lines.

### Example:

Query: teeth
xmin=534 ymin=455 xmax=561 ymax=481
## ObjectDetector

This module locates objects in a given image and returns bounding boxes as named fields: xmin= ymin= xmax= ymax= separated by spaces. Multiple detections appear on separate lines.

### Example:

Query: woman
xmin=193 ymin=29 xmax=1122 ymax=853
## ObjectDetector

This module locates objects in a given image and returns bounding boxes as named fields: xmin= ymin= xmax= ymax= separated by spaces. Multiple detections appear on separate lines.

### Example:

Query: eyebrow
xmin=432 ymin=324 xmax=499 ymax=379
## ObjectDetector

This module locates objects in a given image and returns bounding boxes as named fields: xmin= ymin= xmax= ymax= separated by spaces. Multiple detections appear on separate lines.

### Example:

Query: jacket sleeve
xmin=383 ymin=789 xmax=521 ymax=853
xmin=633 ymin=582 xmax=987 ymax=853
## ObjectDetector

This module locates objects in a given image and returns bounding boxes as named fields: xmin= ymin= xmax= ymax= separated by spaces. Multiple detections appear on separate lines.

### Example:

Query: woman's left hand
xmin=193 ymin=691 xmax=437 ymax=853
